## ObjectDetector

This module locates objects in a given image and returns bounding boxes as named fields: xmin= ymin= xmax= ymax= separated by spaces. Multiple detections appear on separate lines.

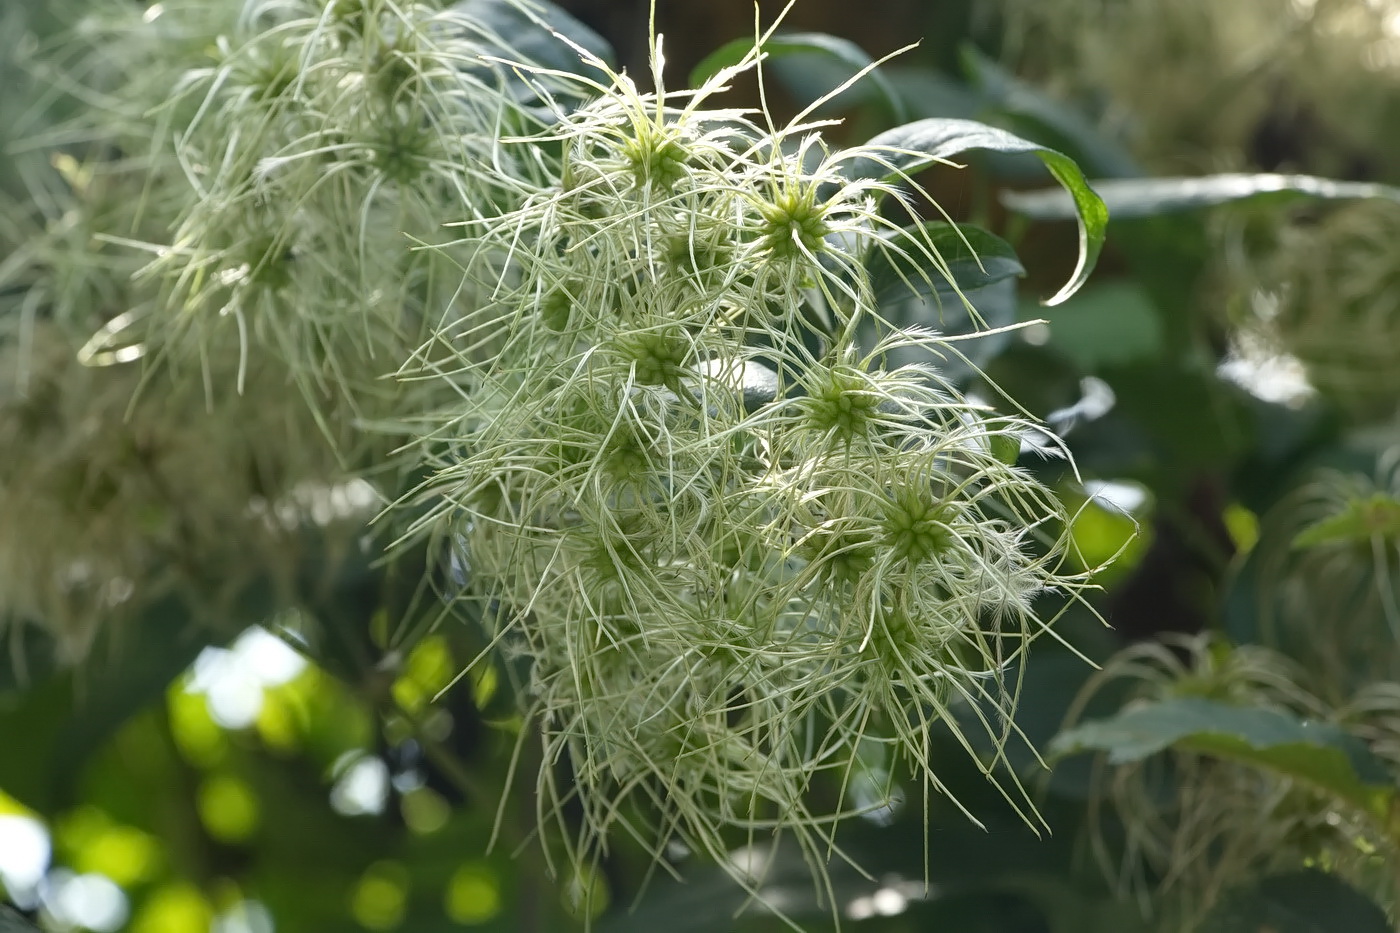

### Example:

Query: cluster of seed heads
xmin=4 ymin=0 xmax=1102 ymax=899
xmin=409 ymin=26 xmax=1093 ymax=884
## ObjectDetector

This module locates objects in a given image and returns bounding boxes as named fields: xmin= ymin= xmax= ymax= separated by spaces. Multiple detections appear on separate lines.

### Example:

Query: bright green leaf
xmin=851 ymin=118 xmax=1106 ymax=305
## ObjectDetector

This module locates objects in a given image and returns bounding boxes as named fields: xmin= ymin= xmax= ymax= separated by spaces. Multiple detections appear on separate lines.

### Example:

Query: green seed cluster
xmin=415 ymin=39 xmax=1090 ymax=875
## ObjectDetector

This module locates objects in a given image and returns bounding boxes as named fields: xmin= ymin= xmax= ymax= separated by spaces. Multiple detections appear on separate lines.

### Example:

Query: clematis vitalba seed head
xmin=399 ymin=10 xmax=1107 ymax=900
xmin=756 ymin=182 xmax=833 ymax=261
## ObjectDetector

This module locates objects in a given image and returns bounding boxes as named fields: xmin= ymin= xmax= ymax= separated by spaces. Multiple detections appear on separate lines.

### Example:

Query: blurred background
xmin=3 ymin=1 xmax=1400 ymax=931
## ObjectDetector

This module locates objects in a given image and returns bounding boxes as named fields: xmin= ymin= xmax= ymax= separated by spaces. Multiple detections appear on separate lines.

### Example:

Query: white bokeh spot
xmin=0 ymin=815 xmax=50 ymax=897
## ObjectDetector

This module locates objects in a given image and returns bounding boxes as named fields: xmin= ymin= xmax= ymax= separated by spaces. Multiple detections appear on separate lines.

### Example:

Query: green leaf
xmin=959 ymin=45 xmax=1141 ymax=179
xmin=44 ymin=600 xmax=217 ymax=804
xmin=1200 ymin=870 xmax=1392 ymax=933
xmin=604 ymin=809 xmax=1086 ymax=933
xmin=851 ymin=118 xmax=1106 ymax=306
xmin=1050 ymin=697 xmax=1397 ymax=826
xmin=0 ymin=905 xmax=41 ymax=933
xmin=1292 ymin=493 xmax=1400 ymax=549
xmin=862 ymin=223 xmax=1023 ymax=377
xmin=688 ymin=33 xmax=903 ymax=121
xmin=989 ymin=431 xmax=1021 ymax=466
xmin=1038 ymin=280 xmax=1163 ymax=370
xmin=882 ymin=66 xmax=982 ymax=122
xmin=0 ymin=675 xmax=71 ymax=811
xmin=0 ymin=626 xmax=57 ymax=695
xmin=869 ymin=222 xmax=1025 ymax=321
xmin=0 ymin=587 xmax=270 ymax=812
xmin=0 ymin=536 xmax=397 ymax=813
xmin=1003 ymin=173 xmax=1400 ymax=220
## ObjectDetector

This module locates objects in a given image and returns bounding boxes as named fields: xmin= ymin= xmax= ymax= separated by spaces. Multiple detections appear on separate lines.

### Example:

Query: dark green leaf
xmin=605 ymin=810 xmax=1083 ymax=933
xmin=0 ymin=536 xmax=394 ymax=813
xmin=1092 ymin=360 xmax=1252 ymax=481
xmin=1004 ymin=173 xmax=1400 ymax=220
xmin=883 ymin=65 xmax=982 ymax=122
xmin=44 ymin=599 xmax=215 ymax=805
xmin=861 ymin=223 xmax=1023 ymax=378
xmin=1050 ymin=697 xmax=1397 ymax=824
xmin=0 ymin=583 xmax=276 ymax=811
xmin=1038 ymin=280 xmax=1163 ymax=370
xmin=1107 ymin=216 xmax=1214 ymax=352
xmin=960 ymin=45 xmax=1141 ymax=179
xmin=1200 ymin=870 xmax=1392 ymax=933
xmin=869 ymin=222 xmax=1024 ymax=320
xmin=0 ymin=906 xmax=41 ymax=933
xmin=851 ymin=118 xmax=1106 ymax=305
xmin=0 ymin=675 xmax=71 ymax=811
xmin=0 ymin=626 xmax=56 ymax=695
xmin=688 ymin=33 xmax=903 ymax=121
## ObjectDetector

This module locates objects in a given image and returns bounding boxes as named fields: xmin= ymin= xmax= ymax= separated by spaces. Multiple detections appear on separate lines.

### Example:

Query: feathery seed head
xmin=880 ymin=488 xmax=956 ymax=566
xmin=400 ymin=11 xmax=1104 ymax=897
xmin=800 ymin=364 xmax=888 ymax=445
xmin=621 ymin=125 xmax=693 ymax=191
xmin=610 ymin=326 xmax=694 ymax=390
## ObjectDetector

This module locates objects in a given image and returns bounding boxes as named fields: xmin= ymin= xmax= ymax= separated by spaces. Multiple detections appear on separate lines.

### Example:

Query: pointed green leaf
xmin=1004 ymin=173 xmax=1400 ymax=220
xmin=1292 ymin=493 xmax=1400 ymax=550
xmin=1050 ymin=697 xmax=1397 ymax=827
xmin=851 ymin=118 xmax=1106 ymax=306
